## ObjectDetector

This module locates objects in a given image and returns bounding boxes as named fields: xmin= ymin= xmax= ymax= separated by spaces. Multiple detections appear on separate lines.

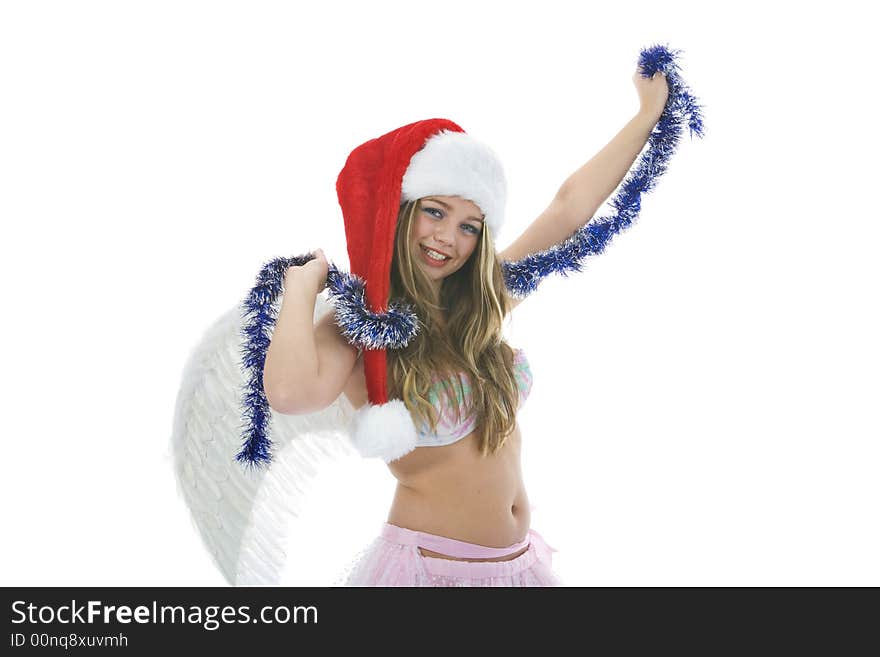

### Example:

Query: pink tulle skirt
xmin=335 ymin=522 xmax=563 ymax=587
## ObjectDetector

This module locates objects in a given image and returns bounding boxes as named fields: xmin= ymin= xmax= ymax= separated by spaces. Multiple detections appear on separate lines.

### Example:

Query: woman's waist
xmin=387 ymin=483 xmax=531 ymax=548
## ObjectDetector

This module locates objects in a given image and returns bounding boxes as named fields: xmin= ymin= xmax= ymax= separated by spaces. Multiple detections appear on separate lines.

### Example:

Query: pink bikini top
xmin=415 ymin=348 xmax=533 ymax=447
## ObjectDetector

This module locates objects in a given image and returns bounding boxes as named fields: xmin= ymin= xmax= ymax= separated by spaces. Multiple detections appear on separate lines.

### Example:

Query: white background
xmin=1 ymin=1 xmax=877 ymax=587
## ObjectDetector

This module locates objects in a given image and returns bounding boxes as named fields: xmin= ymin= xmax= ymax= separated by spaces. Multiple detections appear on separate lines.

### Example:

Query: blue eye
xmin=423 ymin=206 xmax=480 ymax=236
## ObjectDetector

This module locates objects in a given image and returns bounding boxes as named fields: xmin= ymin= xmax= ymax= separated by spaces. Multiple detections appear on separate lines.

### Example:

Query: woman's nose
xmin=434 ymin=225 xmax=453 ymax=245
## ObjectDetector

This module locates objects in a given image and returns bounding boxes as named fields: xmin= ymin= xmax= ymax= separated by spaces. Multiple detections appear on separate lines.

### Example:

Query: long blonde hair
xmin=386 ymin=199 xmax=521 ymax=457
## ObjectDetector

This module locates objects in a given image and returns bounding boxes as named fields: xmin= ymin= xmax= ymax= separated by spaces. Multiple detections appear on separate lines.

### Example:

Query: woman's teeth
xmin=422 ymin=246 xmax=450 ymax=261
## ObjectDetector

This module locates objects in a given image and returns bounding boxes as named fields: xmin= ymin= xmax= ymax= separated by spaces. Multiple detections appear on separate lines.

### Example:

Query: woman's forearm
xmin=557 ymin=110 xmax=660 ymax=229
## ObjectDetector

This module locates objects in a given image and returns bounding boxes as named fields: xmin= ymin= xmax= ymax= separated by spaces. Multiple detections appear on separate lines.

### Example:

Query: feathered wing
xmin=170 ymin=292 xmax=358 ymax=586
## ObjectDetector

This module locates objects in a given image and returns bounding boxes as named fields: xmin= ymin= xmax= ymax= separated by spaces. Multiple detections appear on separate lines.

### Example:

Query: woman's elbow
xmin=263 ymin=380 xmax=304 ymax=415
xmin=263 ymin=381 xmax=326 ymax=415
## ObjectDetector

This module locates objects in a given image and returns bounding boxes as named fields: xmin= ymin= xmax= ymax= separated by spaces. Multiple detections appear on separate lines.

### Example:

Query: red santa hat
xmin=335 ymin=118 xmax=507 ymax=462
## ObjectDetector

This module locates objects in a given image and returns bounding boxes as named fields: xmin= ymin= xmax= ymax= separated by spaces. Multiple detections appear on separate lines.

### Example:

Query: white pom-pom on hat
xmin=349 ymin=399 xmax=419 ymax=463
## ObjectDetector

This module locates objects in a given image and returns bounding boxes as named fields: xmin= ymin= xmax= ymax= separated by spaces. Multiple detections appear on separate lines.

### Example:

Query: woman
xmin=262 ymin=69 xmax=669 ymax=586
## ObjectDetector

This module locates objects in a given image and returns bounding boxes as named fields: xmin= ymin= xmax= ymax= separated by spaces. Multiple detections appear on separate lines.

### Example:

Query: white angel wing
xmin=170 ymin=292 xmax=358 ymax=585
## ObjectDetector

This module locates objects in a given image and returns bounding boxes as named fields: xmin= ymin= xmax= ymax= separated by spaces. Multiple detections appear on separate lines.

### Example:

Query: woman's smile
xmin=419 ymin=244 xmax=452 ymax=268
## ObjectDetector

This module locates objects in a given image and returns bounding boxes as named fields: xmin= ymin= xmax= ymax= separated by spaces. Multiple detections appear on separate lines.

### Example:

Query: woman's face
xmin=411 ymin=195 xmax=484 ymax=286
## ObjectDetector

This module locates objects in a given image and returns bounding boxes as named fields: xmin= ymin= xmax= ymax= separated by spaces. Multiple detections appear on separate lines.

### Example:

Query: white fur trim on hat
xmin=401 ymin=129 xmax=507 ymax=236
xmin=349 ymin=399 xmax=419 ymax=463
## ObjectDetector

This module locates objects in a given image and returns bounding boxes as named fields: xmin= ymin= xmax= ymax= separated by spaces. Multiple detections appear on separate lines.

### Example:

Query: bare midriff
xmin=343 ymin=352 xmax=531 ymax=563
xmin=385 ymin=426 xmax=531 ymax=563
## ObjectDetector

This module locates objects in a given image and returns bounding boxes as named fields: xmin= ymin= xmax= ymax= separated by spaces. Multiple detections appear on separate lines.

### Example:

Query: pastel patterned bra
xmin=415 ymin=348 xmax=533 ymax=447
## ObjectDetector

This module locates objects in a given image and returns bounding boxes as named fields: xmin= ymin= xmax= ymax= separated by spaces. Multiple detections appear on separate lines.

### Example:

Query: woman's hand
xmin=633 ymin=66 xmax=669 ymax=120
xmin=285 ymin=248 xmax=329 ymax=294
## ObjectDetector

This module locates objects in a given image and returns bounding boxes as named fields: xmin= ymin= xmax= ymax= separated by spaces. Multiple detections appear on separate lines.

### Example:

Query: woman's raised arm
xmin=498 ymin=67 xmax=668 ymax=270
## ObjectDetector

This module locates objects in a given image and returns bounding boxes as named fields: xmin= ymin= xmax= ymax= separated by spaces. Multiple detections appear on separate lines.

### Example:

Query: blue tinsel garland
xmin=235 ymin=43 xmax=705 ymax=467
